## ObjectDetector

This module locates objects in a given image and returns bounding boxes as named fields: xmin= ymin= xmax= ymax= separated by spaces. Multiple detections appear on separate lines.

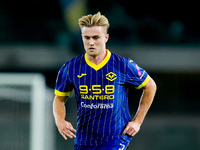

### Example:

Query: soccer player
xmin=53 ymin=12 xmax=157 ymax=150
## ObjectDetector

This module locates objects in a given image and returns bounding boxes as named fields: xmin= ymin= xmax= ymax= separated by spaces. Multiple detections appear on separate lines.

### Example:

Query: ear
xmin=105 ymin=34 xmax=109 ymax=43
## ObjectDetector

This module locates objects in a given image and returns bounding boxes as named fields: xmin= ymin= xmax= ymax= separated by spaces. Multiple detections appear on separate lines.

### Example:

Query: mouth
xmin=88 ymin=48 xmax=95 ymax=51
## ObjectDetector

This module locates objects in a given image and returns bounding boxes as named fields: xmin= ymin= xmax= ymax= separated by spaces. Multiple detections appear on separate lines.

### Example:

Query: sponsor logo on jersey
xmin=81 ymin=102 xmax=114 ymax=109
xmin=77 ymin=73 xmax=87 ymax=78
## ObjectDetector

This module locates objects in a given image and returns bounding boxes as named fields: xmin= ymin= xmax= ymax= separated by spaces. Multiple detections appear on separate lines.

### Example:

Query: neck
xmin=87 ymin=49 xmax=107 ymax=65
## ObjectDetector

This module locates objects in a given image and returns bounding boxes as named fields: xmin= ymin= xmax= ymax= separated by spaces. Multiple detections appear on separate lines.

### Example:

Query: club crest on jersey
xmin=106 ymin=72 xmax=117 ymax=81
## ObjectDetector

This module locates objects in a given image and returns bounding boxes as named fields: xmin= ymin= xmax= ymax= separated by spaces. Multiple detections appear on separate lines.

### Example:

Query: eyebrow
xmin=84 ymin=35 xmax=100 ymax=37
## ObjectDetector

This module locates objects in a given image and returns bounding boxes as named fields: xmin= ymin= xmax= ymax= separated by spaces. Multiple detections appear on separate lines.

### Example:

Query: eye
xmin=84 ymin=36 xmax=90 ymax=40
xmin=93 ymin=36 xmax=99 ymax=40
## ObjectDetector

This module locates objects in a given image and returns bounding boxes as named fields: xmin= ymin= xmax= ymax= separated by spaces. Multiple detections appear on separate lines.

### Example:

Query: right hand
xmin=56 ymin=120 xmax=76 ymax=140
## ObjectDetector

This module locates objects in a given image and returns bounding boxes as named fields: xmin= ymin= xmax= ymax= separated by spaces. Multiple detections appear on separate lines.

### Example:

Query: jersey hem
xmin=74 ymin=135 xmax=132 ymax=146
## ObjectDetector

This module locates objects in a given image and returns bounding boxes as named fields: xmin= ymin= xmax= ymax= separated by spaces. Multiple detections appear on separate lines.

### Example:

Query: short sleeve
xmin=126 ymin=59 xmax=150 ymax=89
xmin=54 ymin=62 xmax=74 ymax=96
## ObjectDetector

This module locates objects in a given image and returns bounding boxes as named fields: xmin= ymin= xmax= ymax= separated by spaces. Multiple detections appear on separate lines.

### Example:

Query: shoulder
xmin=63 ymin=54 xmax=85 ymax=67
xmin=111 ymin=52 xmax=129 ymax=62
xmin=110 ymin=51 xmax=141 ymax=74
xmin=58 ymin=54 xmax=84 ymax=73
xmin=111 ymin=52 xmax=134 ymax=65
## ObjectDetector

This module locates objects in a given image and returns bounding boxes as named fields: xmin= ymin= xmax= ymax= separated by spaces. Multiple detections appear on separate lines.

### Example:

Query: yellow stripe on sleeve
xmin=135 ymin=75 xmax=150 ymax=90
xmin=54 ymin=90 xmax=72 ymax=97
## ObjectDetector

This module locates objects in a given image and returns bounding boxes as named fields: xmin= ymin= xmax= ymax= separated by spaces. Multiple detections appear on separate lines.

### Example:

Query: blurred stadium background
xmin=0 ymin=0 xmax=200 ymax=150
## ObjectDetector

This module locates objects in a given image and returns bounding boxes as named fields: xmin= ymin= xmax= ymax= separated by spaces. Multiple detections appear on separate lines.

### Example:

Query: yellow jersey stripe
xmin=84 ymin=49 xmax=111 ymax=71
xmin=54 ymin=90 xmax=72 ymax=96
xmin=135 ymin=75 xmax=150 ymax=89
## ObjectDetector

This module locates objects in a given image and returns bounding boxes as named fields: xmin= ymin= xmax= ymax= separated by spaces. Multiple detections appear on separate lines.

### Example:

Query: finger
xmin=123 ymin=125 xmax=136 ymax=136
xmin=127 ymin=128 xmax=134 ymax=136
xmin=61 ymin=128 xmax=76 ymax=138
xmin=131 ymin=131 xmax=137 ymax=137
xmin=62 ymin=128 xmax=76 ymax=138
xmin=60 ymin=132 xmax=68 ymax=140
xmin=61 ymin=130 xmax=74 ymax=139
xmin=122 ymin=126 xmax=129 ymax=135
xmin=69 ymin=126 xmax=76 ymax=133
xmin=67 ymin=130 xmax=76 ymax=138
xmin=66 ymin=122 xmax=76 ymax=133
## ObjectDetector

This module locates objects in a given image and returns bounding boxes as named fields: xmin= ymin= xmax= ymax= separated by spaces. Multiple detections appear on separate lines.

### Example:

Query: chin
xmin=87 ymin=51 xmax=97 ymax=56
xmin=88 ymin=53 xmax=97 ymax=57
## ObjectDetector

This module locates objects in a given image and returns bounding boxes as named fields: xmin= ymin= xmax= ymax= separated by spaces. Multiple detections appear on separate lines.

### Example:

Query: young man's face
xmin=81 ymin=26 xmax=109 ymax=57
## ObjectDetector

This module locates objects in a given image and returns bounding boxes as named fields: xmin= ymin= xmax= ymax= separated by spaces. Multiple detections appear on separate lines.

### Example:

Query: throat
xmin=87 ymin=50 xmax=107 ymax=65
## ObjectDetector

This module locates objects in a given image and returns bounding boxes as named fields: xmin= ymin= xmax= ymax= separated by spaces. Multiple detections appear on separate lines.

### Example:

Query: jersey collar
xmin=84 ymin=49 xmax=111 ymax=71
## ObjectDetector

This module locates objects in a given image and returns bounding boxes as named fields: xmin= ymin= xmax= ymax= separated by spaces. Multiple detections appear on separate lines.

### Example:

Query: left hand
xmin=122 ymin=121 xmax=141 ymax=137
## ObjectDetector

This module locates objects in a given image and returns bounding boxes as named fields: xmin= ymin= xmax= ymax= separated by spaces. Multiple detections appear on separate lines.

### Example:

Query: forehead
xmin=81 ymin=26 xmax=106 ymax=36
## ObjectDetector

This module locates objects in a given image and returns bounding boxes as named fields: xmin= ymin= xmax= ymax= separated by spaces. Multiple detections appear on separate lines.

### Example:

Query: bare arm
xmin=122 ymin=76 xmax=157 ymax=137
xmin=53 ymin=95 xmax=76 ymax=140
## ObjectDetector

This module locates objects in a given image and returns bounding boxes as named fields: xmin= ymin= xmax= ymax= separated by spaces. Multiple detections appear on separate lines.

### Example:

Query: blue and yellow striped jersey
xmin=55 ymin=49 xmax=150 ymax=146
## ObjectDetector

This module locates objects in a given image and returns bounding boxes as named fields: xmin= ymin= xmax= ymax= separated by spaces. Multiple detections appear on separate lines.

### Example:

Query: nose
xmin=89 ymin=39 xmax=94 ymax=46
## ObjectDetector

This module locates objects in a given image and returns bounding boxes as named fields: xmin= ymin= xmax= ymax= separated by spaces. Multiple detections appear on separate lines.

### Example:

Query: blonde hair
xmin=78 ymin=12 xmax=110 ymax=33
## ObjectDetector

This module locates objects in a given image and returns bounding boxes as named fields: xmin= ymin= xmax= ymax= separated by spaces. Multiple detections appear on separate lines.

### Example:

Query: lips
xmin=88 ymin=48 xmax=95 ymax=50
